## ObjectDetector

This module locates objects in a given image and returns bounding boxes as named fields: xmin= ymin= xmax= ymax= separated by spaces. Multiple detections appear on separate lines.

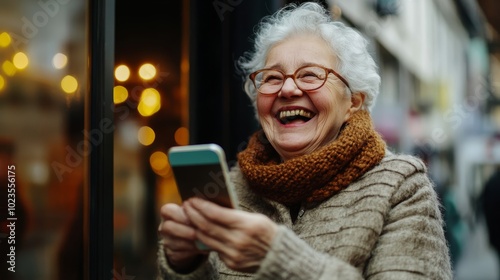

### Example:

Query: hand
xmin=158 ymin=203 xmax=208 ymax=272
xmin=184 ymin=198 xmax=278 ymax=273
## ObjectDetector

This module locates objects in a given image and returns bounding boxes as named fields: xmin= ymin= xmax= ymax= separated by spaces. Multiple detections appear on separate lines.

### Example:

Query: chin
xmin=272 ymin=139 xmax=314 ymax=158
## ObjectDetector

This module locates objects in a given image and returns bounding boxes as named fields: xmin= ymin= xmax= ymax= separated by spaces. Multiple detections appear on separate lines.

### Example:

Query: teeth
xmin=279 ymin=110 xmax=313 ymax=119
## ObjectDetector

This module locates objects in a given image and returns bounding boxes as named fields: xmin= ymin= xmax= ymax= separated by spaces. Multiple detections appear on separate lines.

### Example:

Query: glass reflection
xmin=0 ymin=0 xmax=87 ymax=279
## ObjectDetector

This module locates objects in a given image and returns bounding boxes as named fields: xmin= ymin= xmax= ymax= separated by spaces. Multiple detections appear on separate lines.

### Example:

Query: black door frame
xmin=87 ymin=0 xmax=115 ymax=278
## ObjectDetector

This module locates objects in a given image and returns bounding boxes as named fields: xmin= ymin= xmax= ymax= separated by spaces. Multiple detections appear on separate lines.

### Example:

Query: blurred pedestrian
xmin=481 ymin=167 xmax=500 ymax=272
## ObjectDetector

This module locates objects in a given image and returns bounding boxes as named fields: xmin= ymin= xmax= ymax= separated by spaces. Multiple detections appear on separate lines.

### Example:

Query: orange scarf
xmin=237 ymin=110 xmax=386 ymax=205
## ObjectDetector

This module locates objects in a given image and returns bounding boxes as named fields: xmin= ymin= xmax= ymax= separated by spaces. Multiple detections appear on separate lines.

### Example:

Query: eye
xmin=300 ymin=71 xmax=320 ymax=78
xmin=297 ymin=70 xmax=323 ymax=82
xmin=261 ymin=73 xmax=283 ymax=84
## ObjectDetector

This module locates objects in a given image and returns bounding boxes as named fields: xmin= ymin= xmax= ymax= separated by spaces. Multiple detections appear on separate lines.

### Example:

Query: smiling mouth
xmin=277 ymin=109 xmax=315 ymax=124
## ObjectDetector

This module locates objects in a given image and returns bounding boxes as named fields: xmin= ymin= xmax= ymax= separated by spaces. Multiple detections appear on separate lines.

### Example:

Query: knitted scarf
xmin=237 ymin=110 xmax=386 ymax=205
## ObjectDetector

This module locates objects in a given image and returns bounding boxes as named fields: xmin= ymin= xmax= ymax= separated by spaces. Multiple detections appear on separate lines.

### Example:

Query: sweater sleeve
xmin=363 ymin=163 xmax=453 ymax=280
xmin=254 ymin=225 xmax=364 ymax=280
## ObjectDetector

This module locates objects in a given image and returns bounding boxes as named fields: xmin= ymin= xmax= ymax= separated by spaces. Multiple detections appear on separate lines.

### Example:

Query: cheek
xmin=314 ymin=91 xmax=350 ymax=123
xmin=314 ymin=92 xmax=344 ymax=112
xmin=256 ymin=96 xmax=273 ymax=117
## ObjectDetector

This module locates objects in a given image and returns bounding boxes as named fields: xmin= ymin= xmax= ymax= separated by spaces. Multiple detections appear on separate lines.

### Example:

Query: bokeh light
xmin=0 ymin=75 xmax=5 ymax=92
xmin=138 ymin=126 xmax=155 ymax=146
xmin=138 ymin=63 xmax=156 ymax=80
xmin=150 ymin=151 xmax=170 ymax=176
xmin=52 ymin=53 xmax=68 ymax=69
xmin=137 ymin=88 xmax=161 ymax=117
xmin=2 ymin=61 xmax=16 ymax=76
xmin=0 ymin=32 xmax=11 ymax=48
xmin=115 ymin=64 xmax=130 ymax=82
xmin=13 ymin=52 xmax=29 ymax=70
xmin=174 ymin=127 xmax=189 ymax=145
xmin=61 ymin=75 xmax=78 ymax=94
xmin=113 ymin=85 xmax=128 ymax=104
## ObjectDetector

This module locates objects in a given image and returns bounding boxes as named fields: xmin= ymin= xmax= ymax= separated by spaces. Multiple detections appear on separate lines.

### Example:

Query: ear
xmin=344 ymin=92 xmax=366 ymax=121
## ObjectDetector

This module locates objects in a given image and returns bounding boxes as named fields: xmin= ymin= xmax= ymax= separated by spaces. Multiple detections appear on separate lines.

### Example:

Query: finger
xmin=195 ymin=226 xmax=237 ymax=255
xmin=187 ymin=198 xmax=243 ymax=225
xmin=165 ymin=250 xmax=208 ymax=269
xmin=158 ymin=220 xmax=197 ymax=241
xmin=184 ymin=200 xmax=237 ymax=243
xmin=186 ymin=200 xmax=278 ymax=250
xmin=163 ymin=237 xmax=198 ymax=252
xmin=160 ymin=203 xmax=190 ymax=225
xmin=184 ymin=200 xmax=223 ymax=233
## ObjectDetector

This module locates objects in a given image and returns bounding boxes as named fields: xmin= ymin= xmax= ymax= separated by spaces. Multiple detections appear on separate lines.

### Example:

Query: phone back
xmin=168 ymin=144 xmax=237 ymax=208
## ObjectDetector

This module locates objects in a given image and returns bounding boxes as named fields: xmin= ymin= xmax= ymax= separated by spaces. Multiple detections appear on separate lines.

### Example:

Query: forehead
xmin=265 ymin=34 xmax=337 ymax=70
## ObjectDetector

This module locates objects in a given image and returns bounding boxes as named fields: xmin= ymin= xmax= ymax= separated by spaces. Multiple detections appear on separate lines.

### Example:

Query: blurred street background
xmin=0 ymin=0 xmax=499 ymax=279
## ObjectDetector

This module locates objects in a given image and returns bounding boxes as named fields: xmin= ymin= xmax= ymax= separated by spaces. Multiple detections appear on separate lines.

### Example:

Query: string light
xmin=52 ymin=53 xmax=68 ymax=69
xmin=138 ymin=126 xmax=155 ymax=146
xmin=113 ymin=85 xmax=128 ymax=104
xmin=0 ymin=32 xmax=11 ymax=48
xmin=150 ymin=151 xmax=170 ymax=176
xmin=0 ymin=75 xmax=5 ymax=92
xmin=61 ymin=75 xmax=78 ymax=94
xmin=138 ymin=63 xmax=156 ymax=80
xmin=137 ymin=88 xmax=161 ymax=117
xmin=2 ymin=61 xmax=16 ymax=76
xmin=13 ymin=52 xmax=29 ymax=70
xmin=115 ymin=64 xmax=130 ymax=82
xmin=174 ymin=127 xmax=189 ymax=145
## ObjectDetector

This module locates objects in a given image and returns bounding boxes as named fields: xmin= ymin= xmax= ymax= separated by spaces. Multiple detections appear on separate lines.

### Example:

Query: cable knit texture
xmin=157 ymin=153 xmax=452 ymax=279
xmin=237 ymin=110 xmax=386 ymax=205
xmin=157 ymin=111 xmax=452 ymax=279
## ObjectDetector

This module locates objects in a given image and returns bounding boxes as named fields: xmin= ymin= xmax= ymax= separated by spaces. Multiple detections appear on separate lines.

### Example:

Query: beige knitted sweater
xmin=157 ymin=151 xmax=452 ymax=279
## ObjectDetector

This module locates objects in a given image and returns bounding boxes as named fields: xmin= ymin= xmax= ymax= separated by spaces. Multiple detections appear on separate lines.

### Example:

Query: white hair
xmin=237 ymin=2 xmax=380 ymax=114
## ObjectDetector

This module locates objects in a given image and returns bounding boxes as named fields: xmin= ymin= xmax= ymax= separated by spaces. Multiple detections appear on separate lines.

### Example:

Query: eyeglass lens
xmin=254 ymin=66 xmax=327 ymax=94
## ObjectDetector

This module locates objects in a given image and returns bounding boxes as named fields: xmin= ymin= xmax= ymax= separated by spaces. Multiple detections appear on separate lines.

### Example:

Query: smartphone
xmin=168 ymin=144 xmax=238 ymax=209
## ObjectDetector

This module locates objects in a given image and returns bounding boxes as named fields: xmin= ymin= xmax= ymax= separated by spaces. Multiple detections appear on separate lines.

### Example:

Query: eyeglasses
xmin=249 ymin=64 xmax=351 ymax=95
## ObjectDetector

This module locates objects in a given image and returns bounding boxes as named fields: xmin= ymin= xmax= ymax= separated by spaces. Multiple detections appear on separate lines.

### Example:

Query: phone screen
xmin=172 ymin=163 xmax=234 ymax=208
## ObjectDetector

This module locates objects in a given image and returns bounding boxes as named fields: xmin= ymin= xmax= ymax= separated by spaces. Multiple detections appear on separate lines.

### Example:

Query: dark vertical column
xmin=189 ymin=0 xmax=281 ymax=163
xmin=87 ymin=0 xmax=115 ymax=279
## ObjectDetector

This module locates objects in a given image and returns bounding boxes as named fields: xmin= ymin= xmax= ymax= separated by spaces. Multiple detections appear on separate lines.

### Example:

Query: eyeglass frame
xmin=249 ymin=64 xmax=352 ymax=95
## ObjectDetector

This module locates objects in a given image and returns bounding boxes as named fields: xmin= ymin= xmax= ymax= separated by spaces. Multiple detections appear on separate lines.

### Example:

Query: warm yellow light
xmin=137 ymin=88 xmax=161 ymax=117
xmin=150 ymin=151 xmax=170 ymax=176
xmin=13 ymin=52 xmax=29 ymax=70
xmin=174 ymin=127 xmax=189 ymax=145
xmin=113 ymin=85 xmax=128 ymax=104
xmin=0 ymin=75 xmax=5 ymax=92
xmin=138 ymin=63 xmax=156 ymax=80
xmin=0 ymin=32 xmax=11 ymax=48
xmin=2 ymin=61 xmax=16 ymax=76
xmin=61 ymin=75 xmax=78 ymax=94
xmin=138 ymin=126 xmax=155 ymax=146
xmin=115 ymin=65 xmax=130 ymax=82
xmin=142 ymin=88 xmax=160 ymax=106
xmin=52 ymin=53 xmax=68 ymax=69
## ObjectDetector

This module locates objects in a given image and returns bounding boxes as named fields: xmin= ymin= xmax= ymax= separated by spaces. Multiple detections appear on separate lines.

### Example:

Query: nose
xmin=278 ymin=77 xmax=303 ymax=98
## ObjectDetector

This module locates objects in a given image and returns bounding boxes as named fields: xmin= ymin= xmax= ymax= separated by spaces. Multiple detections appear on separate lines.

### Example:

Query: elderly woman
xmin=158 ymin=2 xmax=452 ymax=279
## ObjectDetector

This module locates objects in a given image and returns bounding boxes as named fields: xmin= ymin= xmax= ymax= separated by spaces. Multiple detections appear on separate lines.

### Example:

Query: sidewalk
xmin=454 ymin=217 xmax=499 ymax=280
